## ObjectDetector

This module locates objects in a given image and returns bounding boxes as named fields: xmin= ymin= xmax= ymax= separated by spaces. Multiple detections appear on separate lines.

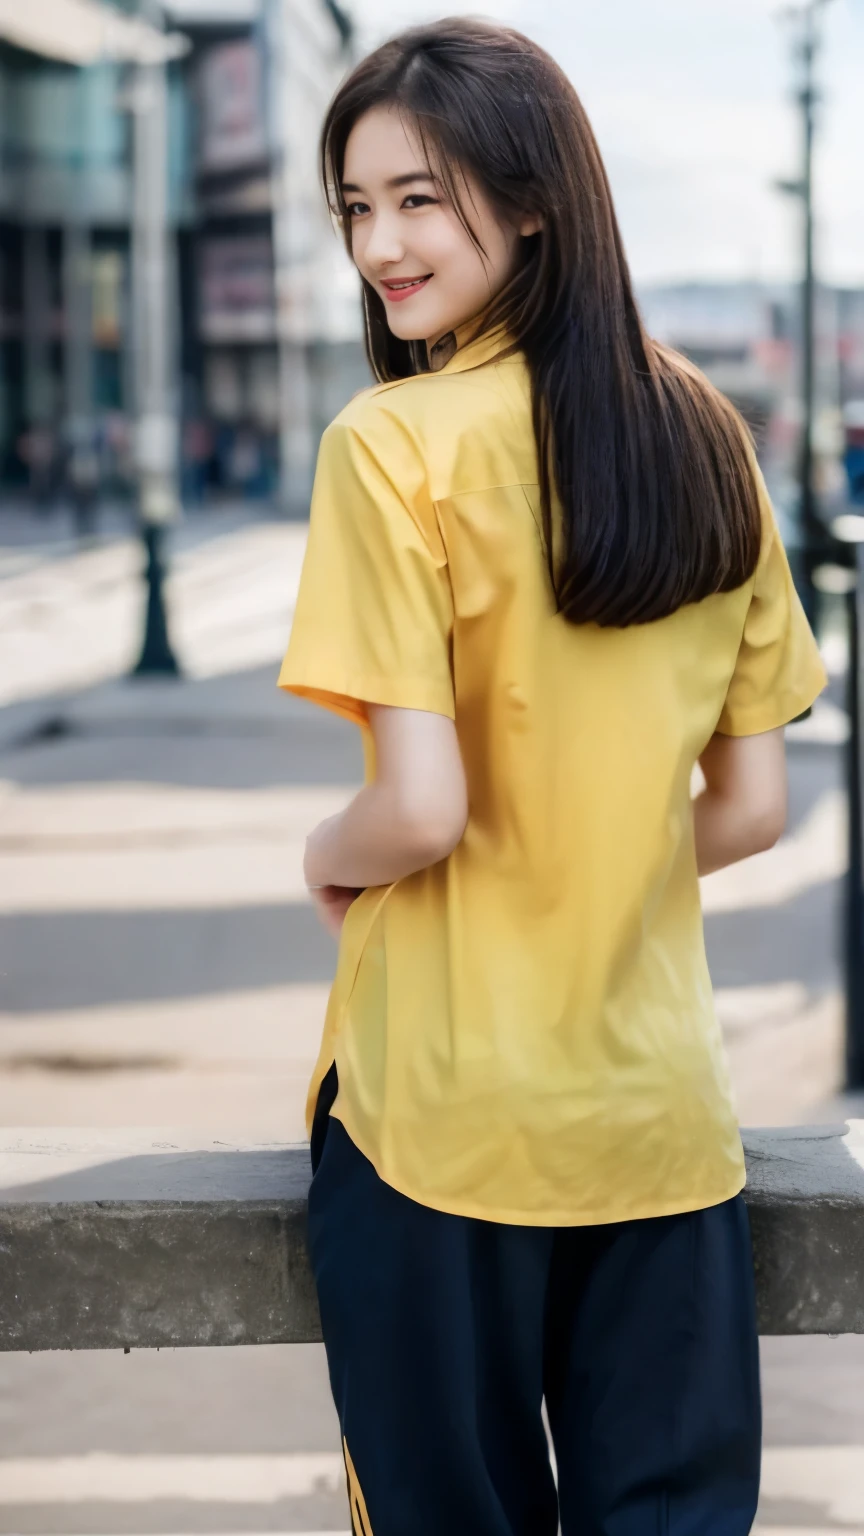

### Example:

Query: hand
xmin=309 ymin=883 xmax=363 ymax=938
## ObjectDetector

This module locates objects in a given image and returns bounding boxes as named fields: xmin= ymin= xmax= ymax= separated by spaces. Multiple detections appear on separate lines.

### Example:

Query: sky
xmin=351 ymin=0 xmax=864 ymax=288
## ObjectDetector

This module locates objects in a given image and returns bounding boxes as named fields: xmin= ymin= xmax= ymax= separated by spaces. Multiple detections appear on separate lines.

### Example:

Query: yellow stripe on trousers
xmin=343 ymin=1437 xmax=374 ymax=1536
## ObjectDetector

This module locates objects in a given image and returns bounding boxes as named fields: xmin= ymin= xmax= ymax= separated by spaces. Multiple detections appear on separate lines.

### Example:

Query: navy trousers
xmin=308 ymin=1084 xmax=761 ymax=1536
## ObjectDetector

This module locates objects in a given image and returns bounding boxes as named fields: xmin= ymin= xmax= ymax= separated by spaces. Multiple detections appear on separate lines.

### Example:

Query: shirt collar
xmin=428 ymin=320 xmax=514 ymax=375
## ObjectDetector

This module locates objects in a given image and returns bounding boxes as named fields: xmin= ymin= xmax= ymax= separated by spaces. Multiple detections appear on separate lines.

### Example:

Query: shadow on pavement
xmin=0 ymin=664 xmax=365 ymax=789
xmin=2 ymin=904 xmax=337 ymax=1013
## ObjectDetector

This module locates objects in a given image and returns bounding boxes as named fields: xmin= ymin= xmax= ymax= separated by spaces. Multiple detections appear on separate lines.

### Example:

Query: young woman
xmin=279 ymin=19 xmax=826 ymax=1536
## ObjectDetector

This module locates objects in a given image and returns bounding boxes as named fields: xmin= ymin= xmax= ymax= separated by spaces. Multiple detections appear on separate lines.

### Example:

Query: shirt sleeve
xmin=277 ymin=402 xmax=455 ymax=729
xmin=716 ymin=461 xmax=827 ymax=736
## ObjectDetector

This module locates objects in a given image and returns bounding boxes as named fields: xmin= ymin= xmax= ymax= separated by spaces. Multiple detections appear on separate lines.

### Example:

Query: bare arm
xmin=304 ymin=704 xmax=468 ymax=893
xmin=694 ymin=727 xmax=787 ymax=876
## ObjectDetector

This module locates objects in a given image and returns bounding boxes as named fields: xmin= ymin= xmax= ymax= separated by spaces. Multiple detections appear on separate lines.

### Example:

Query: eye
xmin=344 ymin=200 xmax=370 ymax=218
xmin=402 ymin=194 xmax=438 ymax=210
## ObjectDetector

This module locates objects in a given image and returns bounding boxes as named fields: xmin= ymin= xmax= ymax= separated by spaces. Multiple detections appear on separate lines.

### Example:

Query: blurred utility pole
xmin=780 ymin=0 xmax=864 ymax=1087
xmin=776 ymin=0 xmax=835 ymax=626
xmin=128 ymin=2 xmax=181 ymax=675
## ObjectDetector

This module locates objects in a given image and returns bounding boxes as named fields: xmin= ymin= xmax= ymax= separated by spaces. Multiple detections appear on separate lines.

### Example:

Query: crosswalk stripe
xmin=0 ymin=1519 xmax=855 ymax=1536
xmin=760 ymin=1445 xmax=864 ymax=1526
xmin=0 ymin=1451 xmax=345 ymax=1502
xmin=0 ymin=784 xmax=354 ymax=915
xmin=756 ymin=1530 xmax=864 ymax=1536
xmin=1 ymin=1447 xmax=863 ymax=1511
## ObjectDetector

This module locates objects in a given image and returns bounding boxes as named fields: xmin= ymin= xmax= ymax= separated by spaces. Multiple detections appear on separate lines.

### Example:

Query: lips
xmin=381 ymin=275 xmax=432 ymax=303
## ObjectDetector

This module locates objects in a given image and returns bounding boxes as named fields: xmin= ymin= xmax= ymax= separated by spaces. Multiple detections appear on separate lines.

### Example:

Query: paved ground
xmin=1 ymin=505 xmax=863 ymax=1535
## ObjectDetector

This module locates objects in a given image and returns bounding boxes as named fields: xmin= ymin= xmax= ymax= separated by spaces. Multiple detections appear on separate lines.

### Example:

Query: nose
xmin=361 ymin=209 xmax=405 ymax=272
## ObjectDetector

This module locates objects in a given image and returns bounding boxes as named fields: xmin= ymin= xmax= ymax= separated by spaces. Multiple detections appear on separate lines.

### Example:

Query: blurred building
xmin=5 ymin=6 xmax=861 ymax=525
xmin=168 ymin=0 xmax=364 ymax=508
xmin=639 ymin=280 xmax=864 ymax=539
xmin=0 ymin=0 xmax=363 ymax=511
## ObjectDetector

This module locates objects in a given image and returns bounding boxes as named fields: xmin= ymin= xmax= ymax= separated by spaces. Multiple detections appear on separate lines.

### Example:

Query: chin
xmin=385 ymin=305 xmax=448 ymax=343
xmin=386 ymin=316 xmax=434 ymax=342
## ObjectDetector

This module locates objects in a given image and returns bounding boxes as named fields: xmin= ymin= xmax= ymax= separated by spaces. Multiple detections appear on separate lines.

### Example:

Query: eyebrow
xmin=341 ymin=172 xmax=437 ymax=194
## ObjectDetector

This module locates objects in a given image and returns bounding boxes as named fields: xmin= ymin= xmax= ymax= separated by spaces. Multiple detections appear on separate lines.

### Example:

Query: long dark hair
xmin=321 ymin=18 xmax=761 ymax=627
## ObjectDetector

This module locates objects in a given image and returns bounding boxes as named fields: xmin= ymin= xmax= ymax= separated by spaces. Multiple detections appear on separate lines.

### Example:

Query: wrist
xmin=304 ymin=817 xmax=337 ymax=888
xmin=303 ymin=842 xmax=327 ymax=888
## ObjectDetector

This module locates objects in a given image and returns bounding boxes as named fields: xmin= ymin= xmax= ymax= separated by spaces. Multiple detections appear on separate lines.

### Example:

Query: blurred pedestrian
xmin=229 ymin=426 xmax=263 ymax=496
xmin=17 ymin=424 xmax=57 ymax=514
xmin=65 ymin=423 xmax=101 ymax=544
xmin=181 ymin=417 xmax=213 ymax=508
xmin=279 ymin=20 xmax=827 ymax=1535
xmin=843 ymin=401 xmax=864 ymax=506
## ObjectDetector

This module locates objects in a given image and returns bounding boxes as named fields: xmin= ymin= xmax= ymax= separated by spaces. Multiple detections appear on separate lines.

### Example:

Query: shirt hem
xmin=328 ymin=1103 xmax=747 ymax=1228
xmin=278 ymin=666 xmax=456 ymax=727
xmin=717 ymin=667 xmax=828 ymax=737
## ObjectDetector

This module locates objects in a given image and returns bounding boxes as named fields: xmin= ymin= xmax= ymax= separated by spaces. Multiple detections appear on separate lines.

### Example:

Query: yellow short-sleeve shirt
xmin=279 ymin=325 xmax=827 ymax=1226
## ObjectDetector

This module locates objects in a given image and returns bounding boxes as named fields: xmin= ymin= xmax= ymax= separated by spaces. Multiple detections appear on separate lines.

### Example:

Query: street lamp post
xmin=128 ymin=13 xmax=180 ymax=676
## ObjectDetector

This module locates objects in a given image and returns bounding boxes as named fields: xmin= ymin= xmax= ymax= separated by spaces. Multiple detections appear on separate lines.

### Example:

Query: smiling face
xmin=341 ymin=105 xmax=539 ymax=351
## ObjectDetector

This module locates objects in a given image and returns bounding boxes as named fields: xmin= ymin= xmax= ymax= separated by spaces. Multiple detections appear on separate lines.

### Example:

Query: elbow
xmin=435 ymin=805 xmax=470 ymax=861
xmin=398 ymin=791 xmax=468 ymax=867
xmin=745 ymin=797 xmax=786 ymax=856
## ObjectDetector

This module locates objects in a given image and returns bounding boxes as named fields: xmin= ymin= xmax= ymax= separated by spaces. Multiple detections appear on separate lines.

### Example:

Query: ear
xmin=518 ymin=213 xmax=543 ymax=237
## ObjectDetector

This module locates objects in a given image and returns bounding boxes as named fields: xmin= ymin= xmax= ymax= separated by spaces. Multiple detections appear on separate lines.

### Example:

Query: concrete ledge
xmin=744 ymin=1122 xmax=864 ymax=1335
xmin=1 ymin=1123 xmax=863 ymax=1350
